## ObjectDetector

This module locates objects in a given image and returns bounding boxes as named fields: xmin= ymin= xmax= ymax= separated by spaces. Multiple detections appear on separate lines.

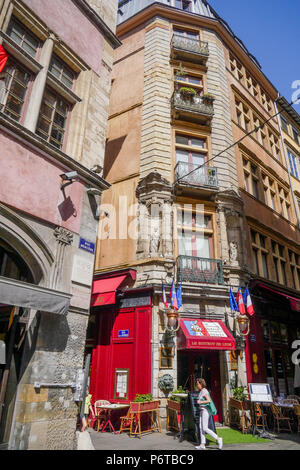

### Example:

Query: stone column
xmin=23 ymin=33 xmax=56 ymax=133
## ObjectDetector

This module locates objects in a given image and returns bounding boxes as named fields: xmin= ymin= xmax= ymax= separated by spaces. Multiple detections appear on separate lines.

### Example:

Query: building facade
xmin=89 ymin=0 xmax=300 ymax=425
xmin=0 ymin=0 xmax=119 ymax=449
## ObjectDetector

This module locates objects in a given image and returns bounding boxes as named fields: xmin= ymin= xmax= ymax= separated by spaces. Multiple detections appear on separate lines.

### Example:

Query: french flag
xmin=162 ymin=282 xmax=168 ymax=309
xmin=236 ymin=287 xmax=246 ymax=315
xmin=243 ymin=287 xmax=255 ymax=316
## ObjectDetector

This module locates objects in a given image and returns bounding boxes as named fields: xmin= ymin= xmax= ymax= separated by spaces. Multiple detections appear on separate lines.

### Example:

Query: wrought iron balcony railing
xmin=171 ymin=34 xmax=209 ymax=58
xmin=175 ymin=162 xmax=218 ymax=189
xmin=171 ymin=92 xmax=214 ymax=119
xmin=177 ymin=256 xmax=224 ymax=285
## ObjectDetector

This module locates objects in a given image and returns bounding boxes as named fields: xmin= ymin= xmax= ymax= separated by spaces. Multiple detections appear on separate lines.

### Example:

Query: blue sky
xmin=208 ymin=0 xmax=300 ymax=110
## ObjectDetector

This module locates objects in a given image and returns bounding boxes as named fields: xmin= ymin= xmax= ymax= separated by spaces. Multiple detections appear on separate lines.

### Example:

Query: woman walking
xmin=196 ymin=378 xmax=223 ymax=450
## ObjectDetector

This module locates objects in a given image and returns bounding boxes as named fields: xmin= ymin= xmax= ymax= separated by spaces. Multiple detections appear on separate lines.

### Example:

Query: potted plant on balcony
xmin=202 ymin=92 xmax=215 ymax=103
xmin=179 ymin=86 xmax=197 ymax=99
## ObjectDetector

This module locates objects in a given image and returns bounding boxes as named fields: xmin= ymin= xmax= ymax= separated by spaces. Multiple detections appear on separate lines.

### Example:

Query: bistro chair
xmin=254 ymin=403 xmax=268 ymax=431
xmin=119 ymin=404 xmax=136 ymax=434
xmin=87 ymin=404 xmax=97 ymax=429
xmin=287 ymin=396 xmax=300 ymax=404
xmin=294 ymin=405 xmax=300 ymax=433
xmin=94 ymin=400 xmax=111 ymax=432
xmin=270 ymin=403 xmax=293 ymax=434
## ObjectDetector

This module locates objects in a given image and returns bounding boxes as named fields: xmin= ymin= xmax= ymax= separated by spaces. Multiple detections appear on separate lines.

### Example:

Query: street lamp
xmin=165 ymin=308 xmax=180 ymax=333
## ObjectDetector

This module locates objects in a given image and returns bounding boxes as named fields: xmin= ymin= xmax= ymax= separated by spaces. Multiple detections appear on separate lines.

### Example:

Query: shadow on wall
xmin=58 ymin=195 xmax=77 ymax=221
xmin=103 ymin=135 xmax=127 ymax=179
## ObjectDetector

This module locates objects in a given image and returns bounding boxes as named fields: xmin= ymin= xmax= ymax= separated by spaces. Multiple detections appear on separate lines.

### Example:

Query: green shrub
xmin=133 ymin=393 xmax=153 ymax=402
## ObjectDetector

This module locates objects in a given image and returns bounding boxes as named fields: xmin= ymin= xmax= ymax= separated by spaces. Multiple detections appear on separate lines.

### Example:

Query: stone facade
xmin=0 ymin=0 xmax=119 ymax=449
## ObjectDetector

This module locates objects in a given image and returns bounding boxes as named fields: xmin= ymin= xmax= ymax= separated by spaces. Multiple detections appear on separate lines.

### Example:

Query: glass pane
xmin=40 ymin=102 xmax=53 ymax=120
xmin=10 ymin=80 xmax=26 ymax=100
xmin=195 ymin=234 xmax=210 ymax=258
xmin=7 ymin=22 xmax=24 ymax=45
xmin=51 ymin=126 xmax=65 ymax=144
xmin=13 ymin=68 xmax=29 ymax=86
xmin=36 ymin=116 xmax=51 ymax=135
xmin=53 ymin=111 xmax=66 ymax=129
xmin=178 ymin=231 xmax=192 ymax=256
xmin=57 ymin=99 xmax=68 ymax=115
xmin=190 ymin=137 xmax=205 ymax=148
xmin=270 ymin=322 xmax=281 ymax=344
xmin=61 ymin=71 xmax=73 ymax=89
xmin=22 ymin=39 xmax=38 ymax=57
xmin=176 ymin=149 xmax=189 ymax=163
xmin=5 ymin=94 xmax=23 ymax=117
xmin=176 ymin=134 xmax=189 ymax=146
xmin=261 ymin=320 xmax=271 ymax=342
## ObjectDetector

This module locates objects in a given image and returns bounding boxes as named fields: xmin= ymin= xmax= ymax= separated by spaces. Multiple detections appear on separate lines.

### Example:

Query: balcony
xmin=175 ymin=162 xmax=218 ymax=196
xmin=177 ymin=256 xmax=224 ymax=285
xmin=171 ymin=91 xmax=214 ymax=125
xmin=171 ymin=34 xmax=209 ymax=64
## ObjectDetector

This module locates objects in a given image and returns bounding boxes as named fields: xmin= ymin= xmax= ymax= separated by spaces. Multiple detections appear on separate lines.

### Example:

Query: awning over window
xmin=91 ymin=269 xmax=136 ymax=307
xmin=0 ymin=276 xmax=71 ymax=315
xmin=257 ymin=283 xmax=300 ymax=312
xmin=177 ymin=319 xmax=236 ymax=351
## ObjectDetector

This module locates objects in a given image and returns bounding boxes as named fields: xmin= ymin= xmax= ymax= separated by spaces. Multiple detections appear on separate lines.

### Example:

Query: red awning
xmin=177 ymin=319 xmax=236 ymax=351
xmin=257 ymin=283 xmax=300 ymax=312
xmin=91 ymin=275 xmax=127 ymax=307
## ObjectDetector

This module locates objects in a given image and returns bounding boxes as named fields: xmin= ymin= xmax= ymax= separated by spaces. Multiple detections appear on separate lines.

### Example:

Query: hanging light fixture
xmin=236 ymin=314 xmax=250 ymax=336
xmin=165 ymin=308 xmax=180 ymax=333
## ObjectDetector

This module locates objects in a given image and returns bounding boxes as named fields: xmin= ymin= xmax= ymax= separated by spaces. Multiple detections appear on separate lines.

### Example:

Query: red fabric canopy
xmin=257 ymin=283 xmax=300 ymax=312
xmin=91 ymin=275 xmax=127 ymax=307
xmin=177 ymin=319 xmax=236 ymax=351
xmin=0 ymin=45 xmax=9 ymax=73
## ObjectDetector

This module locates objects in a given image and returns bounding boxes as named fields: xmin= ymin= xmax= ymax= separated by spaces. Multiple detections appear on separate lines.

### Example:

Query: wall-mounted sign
xmin=79 ymin=237 xmax=95 ymax=254
xmin=119 ymin=294 xmax=151 ymax=309
xmin=118 ymin=330 xmax=129 ymax=338
xmin=250 ymin=334 xmax=256 ymax=343
xmin=114 ymin=368 xmax=129 ymax=400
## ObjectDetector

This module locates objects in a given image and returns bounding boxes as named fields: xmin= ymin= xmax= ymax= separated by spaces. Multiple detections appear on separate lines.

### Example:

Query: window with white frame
xmin=287 ymin=149 xmax=299 ymax=179
xmin=7 ymin=17 xmax=40 ymax=58
xmin=1 ymin=60 xmax=32 ymax=122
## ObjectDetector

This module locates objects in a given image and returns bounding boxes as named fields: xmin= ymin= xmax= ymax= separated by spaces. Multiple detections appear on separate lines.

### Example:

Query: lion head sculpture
xmin=158 ymin=374 xmax=174 ymax=393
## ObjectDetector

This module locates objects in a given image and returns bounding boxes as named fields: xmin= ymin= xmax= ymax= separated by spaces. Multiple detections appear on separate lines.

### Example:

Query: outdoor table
xmin=95 ymin=403 xmax=129 ymax=434
xmin=172 ymin=393 xmax=188 ymax=443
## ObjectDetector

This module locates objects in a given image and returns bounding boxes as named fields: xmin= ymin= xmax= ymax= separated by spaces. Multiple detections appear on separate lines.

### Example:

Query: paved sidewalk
xmin=89 ymin=428 xmax=300 ymax=451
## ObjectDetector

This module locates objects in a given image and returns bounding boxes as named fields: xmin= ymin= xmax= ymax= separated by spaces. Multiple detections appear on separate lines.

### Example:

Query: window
xmin=268 ymin=131 xmax=281 ymax=161
xmin=229 ymin=53 xmax=245 ymax=84
xmin=175 ymin=133 xmax=208 ymax=185
xmin=174 ymin=71 xmax=203 ymax=96
xmin=49 ymin=55 xmax=75 ymax=90
xmin=292 ymin=126 xmax=299 ymax=145
xmin=1 ymin=61 xmax=31 ymax=122
xmin=262 ymin=174 xmax=276 ymax=211
xmin=243 ymin=159 xmax=259 ymax=199
xmin=236 ymin=100 xmax=251 ymax=132
xmin=177 ymin=207 xmax=213 ymax=260
xmin=250 ymin=230 xmax=269 ymax=279
xmin=7 ymin=18 xmax=40 ymax=58
xmin=288 ymin=250 xmax=300 ymax=290
xmin=278 ymin=187 xmax=291 ymax=220
xmin=159 ymin=347 xmax=173 ymax=369
xmin=281 ymin=116 xmax=289 ymax=133
xmin=36 ymin=88 xmax=70 ymax=149
xmin=287 ymin=149 xmax=299 ymax=179
xmin=245 ymin=72 xmax=259 ymax=100
xmin=272 ymin=241 xmax=287 ymax=286
xmin=253 ymin=116 xmax=267 ymax=148
xmin=260 ymin=89 xmax=273 ymax=114
xmin=175 ymin=0 xmax=191 ymax=11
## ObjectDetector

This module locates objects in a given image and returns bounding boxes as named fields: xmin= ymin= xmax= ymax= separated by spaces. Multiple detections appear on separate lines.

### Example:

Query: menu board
xmin=249 ymin=383 xmax=273 ymax=403
xmin=114 ymin=369 xmax=129 ymax=400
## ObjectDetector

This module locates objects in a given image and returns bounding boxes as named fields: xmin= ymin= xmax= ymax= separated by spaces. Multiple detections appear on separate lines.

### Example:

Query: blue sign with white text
xmin=118 ymin=330 xmax=129 ymax=338
xmin=79 ymin=238 xmax=95 ymax=254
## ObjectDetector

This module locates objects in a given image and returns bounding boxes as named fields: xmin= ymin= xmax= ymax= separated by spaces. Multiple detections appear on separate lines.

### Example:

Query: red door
xmin=90 ymin=305 xmax=152 ymax=404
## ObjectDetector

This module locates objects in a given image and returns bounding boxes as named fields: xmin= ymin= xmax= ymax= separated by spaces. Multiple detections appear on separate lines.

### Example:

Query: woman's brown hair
xmin=196 ymin=378 xmax=206 ymax=388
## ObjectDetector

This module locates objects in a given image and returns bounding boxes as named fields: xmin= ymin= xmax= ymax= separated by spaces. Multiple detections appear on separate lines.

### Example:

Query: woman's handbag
xmin=201 ymin=394 xmax=217 ymax=416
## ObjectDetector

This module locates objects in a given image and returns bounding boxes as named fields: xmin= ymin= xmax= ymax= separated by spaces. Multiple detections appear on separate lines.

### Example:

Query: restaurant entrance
xmin=177 ymin=350 xmax=223 ymax=423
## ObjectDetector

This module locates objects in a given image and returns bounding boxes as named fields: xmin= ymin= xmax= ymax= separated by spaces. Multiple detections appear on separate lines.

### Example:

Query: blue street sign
xmin=79 ymin=238 xmax=95 ymax=254
xmin=118 ymin=330 xmax=129 ymax=338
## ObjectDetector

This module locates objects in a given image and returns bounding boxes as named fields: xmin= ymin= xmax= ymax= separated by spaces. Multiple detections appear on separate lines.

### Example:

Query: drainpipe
xmin=275 ymin=95 xmax=300 ymax=229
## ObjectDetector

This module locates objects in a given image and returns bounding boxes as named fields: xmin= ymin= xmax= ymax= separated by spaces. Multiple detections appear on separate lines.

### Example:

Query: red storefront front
xmin=89 ymin=270 xmax=153 ymax=404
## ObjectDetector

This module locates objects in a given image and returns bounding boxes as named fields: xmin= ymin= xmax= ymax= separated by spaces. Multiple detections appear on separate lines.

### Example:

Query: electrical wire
xmin=173 ymin=96 xmax=300 ymax=186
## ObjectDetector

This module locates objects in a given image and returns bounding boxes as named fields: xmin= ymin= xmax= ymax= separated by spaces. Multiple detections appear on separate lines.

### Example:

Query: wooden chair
xmin=87 ymin=404 xmax=97 ymax=429
xmin=254 ymin=403 xmax=268 ymax=430
xmin=271 ymin=403 xmax=293 ymax=433
xmin=287 ymin=395 xmax=300 ymax=403
xmin=294 ymin=404 xmax=300 ymax=433
xmin=119 ymin=404 xmax=135 ymax=434
xmin=94 ymin=400 xmax=111 ymax=432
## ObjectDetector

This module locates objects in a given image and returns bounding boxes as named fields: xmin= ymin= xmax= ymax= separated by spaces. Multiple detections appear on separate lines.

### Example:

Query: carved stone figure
xmin=229 ymin=241 xmax=238 ymax=263
xmin=158 ymin=374 xmax=174 ymax=394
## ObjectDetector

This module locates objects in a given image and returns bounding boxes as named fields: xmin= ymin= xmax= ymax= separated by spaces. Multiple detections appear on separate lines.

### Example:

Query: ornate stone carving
xmin=158 ymin=374 xmax=174 ymax=394
xmin=54 ymin=227 xmax=74 ymax=246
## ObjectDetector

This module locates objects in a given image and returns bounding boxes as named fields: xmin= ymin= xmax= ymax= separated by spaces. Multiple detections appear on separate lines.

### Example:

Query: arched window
xmin=0 ymin=239 xmax=33 ymax=283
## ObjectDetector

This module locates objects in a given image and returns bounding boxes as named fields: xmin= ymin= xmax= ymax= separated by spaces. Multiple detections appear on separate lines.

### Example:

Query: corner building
xmin=89 ymin=0 xmax=300 ymax=425
xmin=0 ymin=0 xmax=119 ymax=449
